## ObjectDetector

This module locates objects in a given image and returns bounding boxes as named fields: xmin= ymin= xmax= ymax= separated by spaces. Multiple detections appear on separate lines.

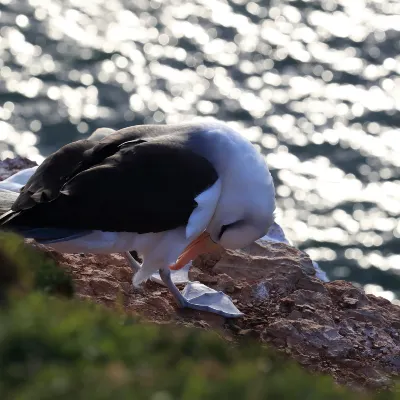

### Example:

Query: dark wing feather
xmin=2 ymin=138 xmax=218 ymax=234
xmin=12 ymin=140 xmax=95 ymax=211
xmin=12 ymin=123 xmax=182 ymax=212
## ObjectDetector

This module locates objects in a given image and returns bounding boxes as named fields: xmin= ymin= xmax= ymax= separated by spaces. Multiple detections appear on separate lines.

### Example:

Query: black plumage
xmin=1 ymin=126 xmax=218 ymax=235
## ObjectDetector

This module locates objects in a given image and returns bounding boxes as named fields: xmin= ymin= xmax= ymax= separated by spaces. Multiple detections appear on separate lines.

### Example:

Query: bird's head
xmin=168 ymin=121 xmax=276 ymax=271
xmin=171 ymin=212 xmax=274 ymax=271
xmin=171 ymin=139 xmax=275 ymax=270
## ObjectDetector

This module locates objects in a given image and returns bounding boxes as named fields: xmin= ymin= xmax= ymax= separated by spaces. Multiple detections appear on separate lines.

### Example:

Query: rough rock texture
xmin=27 ymin=241 xmax=400 ymax=391
xmin=0 ymin=157 xmax=37 ymax=181
xmin=1 ymin=159 xmax=400 ymax=391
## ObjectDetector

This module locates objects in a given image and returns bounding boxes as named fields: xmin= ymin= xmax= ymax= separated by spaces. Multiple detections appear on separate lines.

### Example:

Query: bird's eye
xmin=219 ymin=223 xmax=231 ymax=239
xmin=219 ymin=220 xmax=244 ymax=239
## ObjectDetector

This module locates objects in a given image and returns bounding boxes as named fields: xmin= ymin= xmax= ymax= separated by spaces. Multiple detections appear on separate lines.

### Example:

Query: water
xmin=0 ymin=0 xmax=399 ymax=303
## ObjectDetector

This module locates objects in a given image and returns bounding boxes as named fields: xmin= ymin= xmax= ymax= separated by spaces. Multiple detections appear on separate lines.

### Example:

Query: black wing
xmin=1 ymin=136 xmax=218 ymax=234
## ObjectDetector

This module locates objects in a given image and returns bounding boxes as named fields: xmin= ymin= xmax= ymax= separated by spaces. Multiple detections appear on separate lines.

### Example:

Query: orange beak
xmin=170 ymin=231 xmax=222 ymax=271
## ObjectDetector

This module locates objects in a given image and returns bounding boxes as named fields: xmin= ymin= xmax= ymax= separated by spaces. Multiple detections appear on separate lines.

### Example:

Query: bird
xmin=0 ymin=121 xmax=276 ymax=314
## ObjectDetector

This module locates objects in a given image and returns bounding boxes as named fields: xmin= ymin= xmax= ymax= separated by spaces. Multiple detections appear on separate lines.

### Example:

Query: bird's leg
xmin=159 ymin=268 xmax=188 ymax=308
xmin=123 ymin=252 xmax=141 ymax=273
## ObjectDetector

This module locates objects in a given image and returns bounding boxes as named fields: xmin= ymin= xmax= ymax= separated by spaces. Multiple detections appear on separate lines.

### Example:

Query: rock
xmin=111 ymin=266 xmax=133 ymax=282
xmin=296 ymin=277 xmax=327 ymax=294
xmin=384 ymin=355 xmax=400 ymax=368
xmin=287 ymin=310 xmax=303 ymax=320
xmin=326 ymin=281 xmax=370 ymax=308
xmin=339 ymin=359 xmax=363 ymax=368
xmin=392 ymin=320 xmax=400 ymax=329
xmin=238 ymin=328 xmax=258 ymax=339
xmin=282 ymin=290 xmax=334 ymax=325
xmin=90 ymin=278 xmax=121 ymax=299
xmin=0 ymin=157 xmax=37 ymax=181
xmin=196 ymin=273 xmax=218 ymax=285
xmin=346 ymin=308 xmax=383 ymax=323
xmin=343 ymin=297 xmax=359 ymax=308
xmin=212 ymin=241 xmax=316 ymax=282
xmin=1 ymin=157 xmax=400 ymax=391
xmin=21 ymin=236 xmax=400 ymax=390
xmin=216 ymin=273 xmax=236 ymax=293
xmin=242 ymin=240 xmax=316 ymax=276
xmin=264 ymin=320 xmax=353 ymax=359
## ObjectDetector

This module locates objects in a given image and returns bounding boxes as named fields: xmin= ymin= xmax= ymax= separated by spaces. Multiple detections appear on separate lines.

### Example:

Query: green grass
xmin=0 ymin=233 xmax=398 ymax=399
xmin=0 ymin=232 xmax=73 ymax=299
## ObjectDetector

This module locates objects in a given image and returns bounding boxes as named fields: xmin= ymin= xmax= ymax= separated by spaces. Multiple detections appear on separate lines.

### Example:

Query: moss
xmin=0 ymin=232 xmax=73 ymax=299
xmin=0 ymin=294 xmax=374 ymax=400
xmin=0 ymin=233 xmax=398 ymax=399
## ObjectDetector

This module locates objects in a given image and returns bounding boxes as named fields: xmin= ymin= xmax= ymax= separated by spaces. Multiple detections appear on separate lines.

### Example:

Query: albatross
xmin=0 ymin=121 xmax=276 ymax=315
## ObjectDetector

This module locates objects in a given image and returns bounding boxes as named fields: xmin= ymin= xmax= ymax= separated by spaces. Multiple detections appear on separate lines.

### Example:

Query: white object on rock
xmin=0 ymin=166 xmax=38 ymax=192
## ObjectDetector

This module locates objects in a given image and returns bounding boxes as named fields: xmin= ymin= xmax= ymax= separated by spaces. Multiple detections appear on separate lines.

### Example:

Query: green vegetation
xmin=0 ymin=233 xmax=398 ymax=399
xmin=0 ymin=232 xmax=73 ymax=299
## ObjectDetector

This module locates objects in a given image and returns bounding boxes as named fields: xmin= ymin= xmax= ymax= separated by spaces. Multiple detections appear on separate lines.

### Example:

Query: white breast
xmin=185 ymin=179 xmax=221 ymax=240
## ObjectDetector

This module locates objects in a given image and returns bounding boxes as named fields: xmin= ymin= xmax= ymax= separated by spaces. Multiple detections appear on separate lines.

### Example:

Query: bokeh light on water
xmin=0 ymin=0 xmax=399 ymax=303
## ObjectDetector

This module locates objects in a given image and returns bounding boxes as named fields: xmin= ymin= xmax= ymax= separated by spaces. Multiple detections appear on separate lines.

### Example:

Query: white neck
xmin=186 ymin=122 xmax=275 ymax=234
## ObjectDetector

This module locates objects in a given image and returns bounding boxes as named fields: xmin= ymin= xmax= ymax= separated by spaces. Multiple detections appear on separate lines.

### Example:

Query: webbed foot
xmin=159 ymin=268 xmax=242 ymax=318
